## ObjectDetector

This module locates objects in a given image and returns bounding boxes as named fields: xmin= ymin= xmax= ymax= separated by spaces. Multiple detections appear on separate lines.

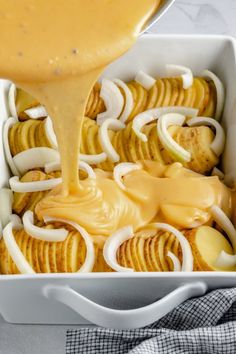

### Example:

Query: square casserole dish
xmin=0 ymin=34 xmax=236 ymax=329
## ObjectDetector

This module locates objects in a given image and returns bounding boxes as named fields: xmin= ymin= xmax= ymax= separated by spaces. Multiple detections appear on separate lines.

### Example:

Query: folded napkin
xmin=66 ymin=288 xmax=236 ymax=354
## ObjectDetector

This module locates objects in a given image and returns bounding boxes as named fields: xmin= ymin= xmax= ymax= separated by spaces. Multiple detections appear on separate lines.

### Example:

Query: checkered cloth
xmin=66 ymin=288 xmax=236 ymax=354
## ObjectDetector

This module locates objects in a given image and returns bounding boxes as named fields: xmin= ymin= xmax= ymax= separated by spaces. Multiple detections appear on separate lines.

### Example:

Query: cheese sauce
xmin=0 ymin=0 xmax=231 ymax=240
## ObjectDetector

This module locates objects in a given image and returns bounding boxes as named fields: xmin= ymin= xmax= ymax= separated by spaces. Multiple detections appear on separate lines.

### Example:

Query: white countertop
xmin=0 ymin=1 xmax=236 ymax=354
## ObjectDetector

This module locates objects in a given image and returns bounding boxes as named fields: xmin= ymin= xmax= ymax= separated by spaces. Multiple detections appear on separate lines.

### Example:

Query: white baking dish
xmin=0 ymin=34 xmax=236 ymax=330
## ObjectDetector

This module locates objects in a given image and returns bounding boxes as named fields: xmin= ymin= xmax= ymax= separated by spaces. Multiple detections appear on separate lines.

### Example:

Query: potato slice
xmin=183 ymin=83 xmax=196 ymax=108
xmin=150 ymin=234 xmax=162 ymax=271
xmin=34 ymin=121 xmax=44 ymax=147
xmin=128 ymin=125 xmax=139 ymax=163
xmin=87 ymin=87 xmax=99 ymax=119
xmin=143 ymin=236 xmax=155 ymax=271
xmin=155 ymin=79 xmax=165 ymax=107
xmin=80 ymin=117 xmax=96 ymax=154
xmin=125 ymin=85 xmax=137 ymax=122
xmin=10 ymin=230 xmax=23 ymax=274
xmin=203 ymin=81 xmax=216 ymax=118
xmin=148 ymin=125 xmax=164 ymax=163
xmin=146 ymin=82 xmax=158 ymax=109
xmin=136 ymin=237 xmax=149 ymax=271
xmin=42 ymin=240 xmax=51 ymax=273
xmin=37 ymin=240 xmax=45 ymax=273
xmin=60 ymin=233 xmax=71 ymax=273
xmin=167 ymin=78 xmax=179 ymax=106
xmin=26 ymin=234 xmax=34 ymax=269
xmin=18 ymin=119 xmax=35 ymax=151
xmin=39 ymin=119 xmax=52 ymax=147
xmin=129 ymin=82 xmax=148 ymax=120
xmin=124 ymin=239 xmax=136 ymax=270
xmin=140 ymin=124 xmax=154 ymax=160
xmin=32 ymin=237 xmax=41 ymax=273
xmin=175 ymin=78 xmax=185 ymax=106
xmin=130 ymin=237 xmax=142 ymax=271
xmin=65 ymin=232 xmax=75 ymax=273
xmin=85 ymin=84 xmax=98 ymax=117
xmin=86 ymin=125 xmax=99 ymax=155
xmin=162 ymin=79 xmax=172 ymax=107
xmin=77 ymin=234 xmax=87 ymax=271
xmin=199 ymin=78 xmax=210 ymax=113
xmin=193 ymin=78 xmax=205 ymax=115
xmin=0 ymin=239 xmax=8 ymax=274
xmin=123 ymin=122 xmax=133 ymax=162
xmin=187 ymin=226 xmax=235 ymax=271
xmin=28 ymin=120 xmax=40 ymax=148
xmin=165 ymin=232 xmax=175 ymax=271
xmin=158 ymin=232 xmax=170 ymax=271
xmin=13 ymin=171 xmax=48 ymax=215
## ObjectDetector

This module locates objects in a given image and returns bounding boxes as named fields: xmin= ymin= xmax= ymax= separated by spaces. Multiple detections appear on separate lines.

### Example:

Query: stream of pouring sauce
xmin=0 ymin=0 xmax=232 ymax=240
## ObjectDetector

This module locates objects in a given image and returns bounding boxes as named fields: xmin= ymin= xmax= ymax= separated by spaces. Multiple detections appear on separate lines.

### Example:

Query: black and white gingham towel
xmin=66 ymin=288 xmax=236 ymax=353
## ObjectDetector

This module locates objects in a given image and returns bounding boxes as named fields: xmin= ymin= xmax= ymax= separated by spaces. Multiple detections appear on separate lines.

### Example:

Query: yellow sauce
xmin=36 ymin=162 xmax=231 ymax=235
xmin=0 ymin=0 xmax=232 ymax=243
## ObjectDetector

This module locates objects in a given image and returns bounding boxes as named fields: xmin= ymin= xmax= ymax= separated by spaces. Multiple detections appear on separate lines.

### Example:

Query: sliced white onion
xmin=45 ymin=160 xmax=96 ymax=179
xmin=45 ymin=116 xmax=58 ymax=149
xmin=8 ymin=83 xmax=18 ymax=119
xmin=201 ymin=70 xmax=225 ymax=121
xmin=210 ymin=205 xmax=236 ymax=251
xmin=215 ymin=251 xmax=236 ymax=268
xmin=133 ymin=107 xmax=198 ymax=142
xmin=0 ymin=188 xmax=13 ymax=229
xmin=79 ymin=152 xmax=107 ymax=165
xmin=157 ymin=113 xmax=191 ymax=162
xmin=113 ymin=79 xmax=133 ymax=123
xmin=3 ymin=219 xmax=35 ymax=274
xmin=13 ymin=147 xmax=60 ymax=175
xmin=151 ymin=223 xmax=193 ymax=272
xmin=135 ymin=70 xmax=156 ymax=90
xmin=44 ymin=161 xmax=61 ymax=173
xmin=98 ymin=118 xmax=125 ymax=162
xmin=167 ymin=251 xmax=181 ymax=272
xmin=103 ymin=225 xmax=134 ymax=272
xmin=114 ymin=163 xmax=141 ymax=190
xmin=97 ymin=79 xmax=124 ymax=125
xmin=217 ymin=252 xmax=236 ymax=271
xmin=166 ymin=64 xmax=193 ymax=89
xmin=24 ymin=105 xmax=47 ymax=119
xmin=9 ymin=214 xmax=23 ymax=230
xmin=187 ymin=117 xmax=225 ymax=157
xmin=3 ymin=117 xmax=20 ymax=176
xmin=43 ymin=216 xmax=95 ymax=272
xmin=211 ymin=167 xmax=225 ymax=180
xmin=23 ymin=210 xmax=68 ymax=242
xmin=9 ymin=176 xmax=62 ymax=193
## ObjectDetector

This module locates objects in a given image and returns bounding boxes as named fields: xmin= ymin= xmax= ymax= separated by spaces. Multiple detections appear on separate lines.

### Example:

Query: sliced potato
xmin=187 ymin=226 xmax=235 ymax=271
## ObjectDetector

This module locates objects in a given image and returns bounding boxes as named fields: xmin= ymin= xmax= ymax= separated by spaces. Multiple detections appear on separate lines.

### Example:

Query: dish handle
xmin=43 ymin=281 xmax=207 ymax=329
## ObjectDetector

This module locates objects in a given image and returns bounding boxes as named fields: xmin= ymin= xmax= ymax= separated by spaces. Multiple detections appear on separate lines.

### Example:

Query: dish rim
xmin=1 ymin=33 xmax=236 ymax=281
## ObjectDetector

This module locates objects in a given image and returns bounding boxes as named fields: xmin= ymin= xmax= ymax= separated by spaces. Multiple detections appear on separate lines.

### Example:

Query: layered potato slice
xmin=9 ymin=118 xmax=51 ymax=156
xmin=14 ymin=77 xmax=216 ymax=122
xmin=9 ymin=117 xmax=219 ymax=174
xmin=13 ymin=170 xmax=53 ymax=216
xmin=0 ymin=228 xmax=112 ymax=274
xmin=117 ymin=226 xmax=235 ymax=272
xmin=186 ymin=226 xmax=236 ymax=271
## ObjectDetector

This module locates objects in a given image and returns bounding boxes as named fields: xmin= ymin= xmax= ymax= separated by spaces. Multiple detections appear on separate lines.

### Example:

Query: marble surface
xmin=0 ymin=1 xmax=236 ymax=354
xmin=151 ymin=0 xmax=236 ymax=36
